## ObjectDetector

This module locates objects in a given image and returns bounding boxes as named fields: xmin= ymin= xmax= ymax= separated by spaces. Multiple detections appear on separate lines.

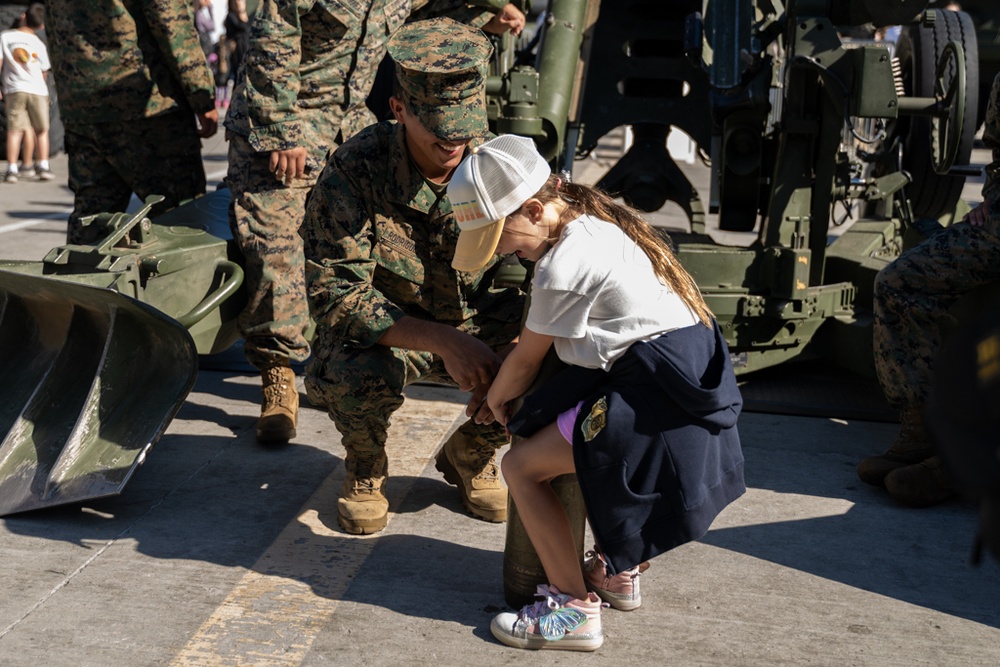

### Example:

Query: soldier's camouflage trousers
xmin=226 ymin=131 xmax=316 ymax=370
xmin=65 ymin=112 xmax=206 ymax=244
xmin=873 ymin=210 xmax=1000 ymax=408
xmin=305 ymin=314 xmax=522 ymax=456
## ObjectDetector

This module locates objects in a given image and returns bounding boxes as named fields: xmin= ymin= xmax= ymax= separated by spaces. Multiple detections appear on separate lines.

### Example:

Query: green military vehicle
xmin=0 ymin=0 xmax=996 ymax=516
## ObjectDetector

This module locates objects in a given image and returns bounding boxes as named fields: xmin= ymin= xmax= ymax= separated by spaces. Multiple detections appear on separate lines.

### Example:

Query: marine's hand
xmin=466 ymin=383 xmax=497 ymax=425
xmin=196 ymin=108 xmax=219 ymax=138
xmin=269 ymin=147 xmax=308 ymax=184
xmin=964 ymin=201 xmax=989 ymax=227
xmin=483 ymin=3 xmax=526 ymax=36
xmin=437 ymin=329 xmax=501 ymax=393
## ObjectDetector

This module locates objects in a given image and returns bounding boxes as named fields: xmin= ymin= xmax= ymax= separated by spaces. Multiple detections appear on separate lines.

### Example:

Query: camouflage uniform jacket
xmin=301 ymin=120 xmax=523 ymax=349
xmin=224 ymin=0 xmax=411 ymax=155
xmin=224 ymin=0 xmax=504 ymax=156
xmin=44 ymin=0 xmax=215 ymax=124
xmin=983 ymin=74 xmax=1000 ymax=219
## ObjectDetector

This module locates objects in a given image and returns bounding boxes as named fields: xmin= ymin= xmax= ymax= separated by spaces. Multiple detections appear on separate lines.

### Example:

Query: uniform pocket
xmin=373 ymin=234 xmax=425 ymax=288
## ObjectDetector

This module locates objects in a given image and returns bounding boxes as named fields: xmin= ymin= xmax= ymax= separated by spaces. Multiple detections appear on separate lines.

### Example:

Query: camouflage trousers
xmin=305 ymin=314 xmax=523 ymax=456
xmin=873 ymin=212 xmax=1000 ymax=408
xmin=64 ymin=112 xmax=206 ymax=244
xmin=226 ymin=131 xmax=317 ymax=370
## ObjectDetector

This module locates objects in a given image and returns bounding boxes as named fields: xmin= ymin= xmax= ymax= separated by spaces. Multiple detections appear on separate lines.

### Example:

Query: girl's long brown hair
xmin=528 ymin=175 xmax=712 ymax=327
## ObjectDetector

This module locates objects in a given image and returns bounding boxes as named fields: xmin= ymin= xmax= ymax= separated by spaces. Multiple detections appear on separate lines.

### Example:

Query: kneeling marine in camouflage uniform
xmin=300 ymin=18 xmax=526 ymax=534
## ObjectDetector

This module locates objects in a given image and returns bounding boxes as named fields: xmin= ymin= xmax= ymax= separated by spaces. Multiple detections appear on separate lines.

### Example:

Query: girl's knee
xmin=501 ymin=447 xmax=523 ymax=481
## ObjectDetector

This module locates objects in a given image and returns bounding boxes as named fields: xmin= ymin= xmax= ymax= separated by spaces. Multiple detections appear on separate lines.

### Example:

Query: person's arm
xmin=487 ymin=327 xmax=554 ymax=426
xmin=241 ymin=0 xmax=312 ymax=156
xmin=302 ymin=146 xmax=507 ymax=395
xmin=410 ymin=0 xmax=522 ymax=33
xmin=966 ymin=74 xmax=1000 ymax=227
xmin=481 ymin=3 xmax=525 ymax=36
xmin=378 ymin=316 xmax=502 ymax=393
xmin=302 ymin=154 xmax=406 ymax=350
xmin=142 ymin=0 xmax=217 ymax=134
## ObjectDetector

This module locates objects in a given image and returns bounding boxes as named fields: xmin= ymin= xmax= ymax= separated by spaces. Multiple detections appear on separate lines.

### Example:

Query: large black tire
xmin=896 ymin=9 xmax=979 ymax=219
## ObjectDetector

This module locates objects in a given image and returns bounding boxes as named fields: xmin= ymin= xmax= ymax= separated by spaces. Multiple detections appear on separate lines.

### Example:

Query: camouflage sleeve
xmin=982 ymin=72 xmax=1000 ymax=214
xmin=141 ymin=0 xmax=216 ymax=114
xmin=243 ymin=0 xmax=314 ymax=152
xmin=408 ymin=0 xmax=498 ymax=29
xmin=301 ymin=155 xmax=408 ymax=348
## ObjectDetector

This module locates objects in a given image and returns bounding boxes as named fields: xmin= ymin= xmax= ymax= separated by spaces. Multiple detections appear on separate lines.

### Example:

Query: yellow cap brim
xmin=452 ymin=217 xmax=505 ymax=272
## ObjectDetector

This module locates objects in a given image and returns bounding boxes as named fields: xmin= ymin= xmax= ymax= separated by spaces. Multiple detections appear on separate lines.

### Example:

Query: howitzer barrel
xmin=532 ymin=0 xmax=590 ymax=161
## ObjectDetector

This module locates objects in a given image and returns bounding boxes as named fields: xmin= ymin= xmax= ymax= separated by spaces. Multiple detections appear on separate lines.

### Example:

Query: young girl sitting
xmin=448 ymin=135 xmax=746 ymax=652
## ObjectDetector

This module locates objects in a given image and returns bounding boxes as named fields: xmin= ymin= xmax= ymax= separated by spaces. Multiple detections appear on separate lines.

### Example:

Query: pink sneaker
xmin=490 ymin=584 xmax=604 ymax=651
xmin=583 ymin=549 xmax=649 ymax=611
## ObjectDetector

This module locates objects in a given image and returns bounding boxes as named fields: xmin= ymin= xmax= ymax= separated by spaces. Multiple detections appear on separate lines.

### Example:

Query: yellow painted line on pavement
xmin=171 ymin=389 xmax=466 ymax=667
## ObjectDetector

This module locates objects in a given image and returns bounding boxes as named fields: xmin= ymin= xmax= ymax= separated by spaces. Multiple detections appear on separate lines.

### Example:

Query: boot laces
xmin=348 ymin=455 xmax=384 ymax=494
xmin=472 ymin=442 xmax=500 ymax=482
xmin=262 ymin=368 xmax=295 ymax=409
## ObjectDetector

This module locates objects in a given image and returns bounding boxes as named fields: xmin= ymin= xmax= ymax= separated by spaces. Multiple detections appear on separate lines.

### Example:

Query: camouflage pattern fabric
xmin=224 ymin=0 xmax=411 ymax=155
xmin=226 ymin=131 xmax=313 ymax=369
xmin=306 ymin=312 xmax=518 ymax=455
xmin=44 ymin=0 xmax=215 ymax=124
xmin=873 ymin=73 xmax=1000 ymax=409
xmin=408 ymin=0 xmax=503 ymax=30
xmin=224 ymin=0 xmax=409 ymax=370
xmin=301 ymin=120 xmax=525 ymax=453
xmin=64 ymin=113 xmax=206 ymax=244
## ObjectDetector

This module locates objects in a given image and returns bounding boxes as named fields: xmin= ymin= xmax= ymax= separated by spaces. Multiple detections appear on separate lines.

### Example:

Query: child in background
xmin=449 ymin=135 xmax=746 ymax=651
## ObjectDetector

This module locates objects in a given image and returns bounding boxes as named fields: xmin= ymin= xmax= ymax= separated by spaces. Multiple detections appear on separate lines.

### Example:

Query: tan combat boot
xmin=257 ymin=365 xmax=298 ymax=443
xmin=857 ymin=406 xmax=934 ymax=487
xmin=339 ymin=451 xmax=390 ymax=534
xmin=435 ymin=429 xmax=507 ymax=522
xmin=884 ymin=455 xmax=956 ymax=507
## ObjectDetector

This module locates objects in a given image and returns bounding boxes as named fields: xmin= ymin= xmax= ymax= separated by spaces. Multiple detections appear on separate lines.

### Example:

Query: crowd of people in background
xmin=194 ymin=0 xmax=252 ymax=111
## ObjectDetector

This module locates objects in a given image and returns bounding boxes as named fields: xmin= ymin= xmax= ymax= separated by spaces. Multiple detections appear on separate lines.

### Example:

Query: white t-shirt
xmin=525 ymin=214 xmax=699 ymax=370
xmin=0 ymin=29 xmax=50 ymax=96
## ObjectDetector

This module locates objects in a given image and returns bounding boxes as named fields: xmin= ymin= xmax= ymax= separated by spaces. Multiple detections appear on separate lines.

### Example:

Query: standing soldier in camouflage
xmin=300 ymin=17 xmax=526 ymax=535
xmin=859 ymin=72 xmax=1000 ymax=507
xmin=225 ymin=0 xmax=525 ymax=444
xmin=44 ymin=0 xmax=218 ymax=244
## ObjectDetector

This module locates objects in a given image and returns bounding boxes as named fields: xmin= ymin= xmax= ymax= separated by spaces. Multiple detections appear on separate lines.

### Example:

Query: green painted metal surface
xmin=0 ymin=271 xmax=198 ymax=516
xmin=0 ymin=190 xmax=244 ymax=515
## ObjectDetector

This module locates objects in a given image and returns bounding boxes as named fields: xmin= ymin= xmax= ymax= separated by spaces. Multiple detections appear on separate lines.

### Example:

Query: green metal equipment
xmin=486 ymin=0 xmax=989 ymax=377
xmin=0 ymin=191 xmax=244 ymax=515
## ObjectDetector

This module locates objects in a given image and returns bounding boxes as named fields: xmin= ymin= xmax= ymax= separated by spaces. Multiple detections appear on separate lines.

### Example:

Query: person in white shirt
xmin=0 ymin=3 xmax=52 ymax=183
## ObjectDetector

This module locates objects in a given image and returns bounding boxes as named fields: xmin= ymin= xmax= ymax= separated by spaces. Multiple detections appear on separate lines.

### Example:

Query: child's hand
xmin=487 ymin=388 xmax=513 ymax=427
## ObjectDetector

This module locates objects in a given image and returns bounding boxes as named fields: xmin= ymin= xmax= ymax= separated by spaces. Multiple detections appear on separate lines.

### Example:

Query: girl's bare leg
xmin=501 ymin=422 xmax=586 ymax=599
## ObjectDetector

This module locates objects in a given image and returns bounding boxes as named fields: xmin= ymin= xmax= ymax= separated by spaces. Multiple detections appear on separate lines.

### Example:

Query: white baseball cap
xmin=449 ymin=135 xmax=551 ymax=272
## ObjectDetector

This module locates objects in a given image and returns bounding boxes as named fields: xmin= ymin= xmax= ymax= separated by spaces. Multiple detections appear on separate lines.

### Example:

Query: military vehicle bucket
xmin=0 ymin=190 xmax=244 ymax=515
xmin=0 ymin=271 xmax=197 ymax=515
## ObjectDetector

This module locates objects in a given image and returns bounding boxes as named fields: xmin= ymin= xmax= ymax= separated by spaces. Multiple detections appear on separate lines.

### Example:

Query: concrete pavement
xmin=0 ymin=134 xmax=998 ymax=667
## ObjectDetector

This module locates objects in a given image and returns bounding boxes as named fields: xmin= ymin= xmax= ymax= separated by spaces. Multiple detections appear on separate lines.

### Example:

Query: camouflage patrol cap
xmin=388 ymin=17 xmax=493 ymax=142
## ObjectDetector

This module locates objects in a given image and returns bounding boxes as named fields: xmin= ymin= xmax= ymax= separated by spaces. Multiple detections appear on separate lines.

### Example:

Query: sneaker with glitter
xmin=490 ymin=584 xmax=604 ymax=651
xmin=583 ymin=548 xmax=650 ymax=611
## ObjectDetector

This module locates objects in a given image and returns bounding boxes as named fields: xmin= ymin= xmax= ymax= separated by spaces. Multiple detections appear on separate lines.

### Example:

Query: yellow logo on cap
xmin=453 ymin=199 xmax=485 ymax=224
